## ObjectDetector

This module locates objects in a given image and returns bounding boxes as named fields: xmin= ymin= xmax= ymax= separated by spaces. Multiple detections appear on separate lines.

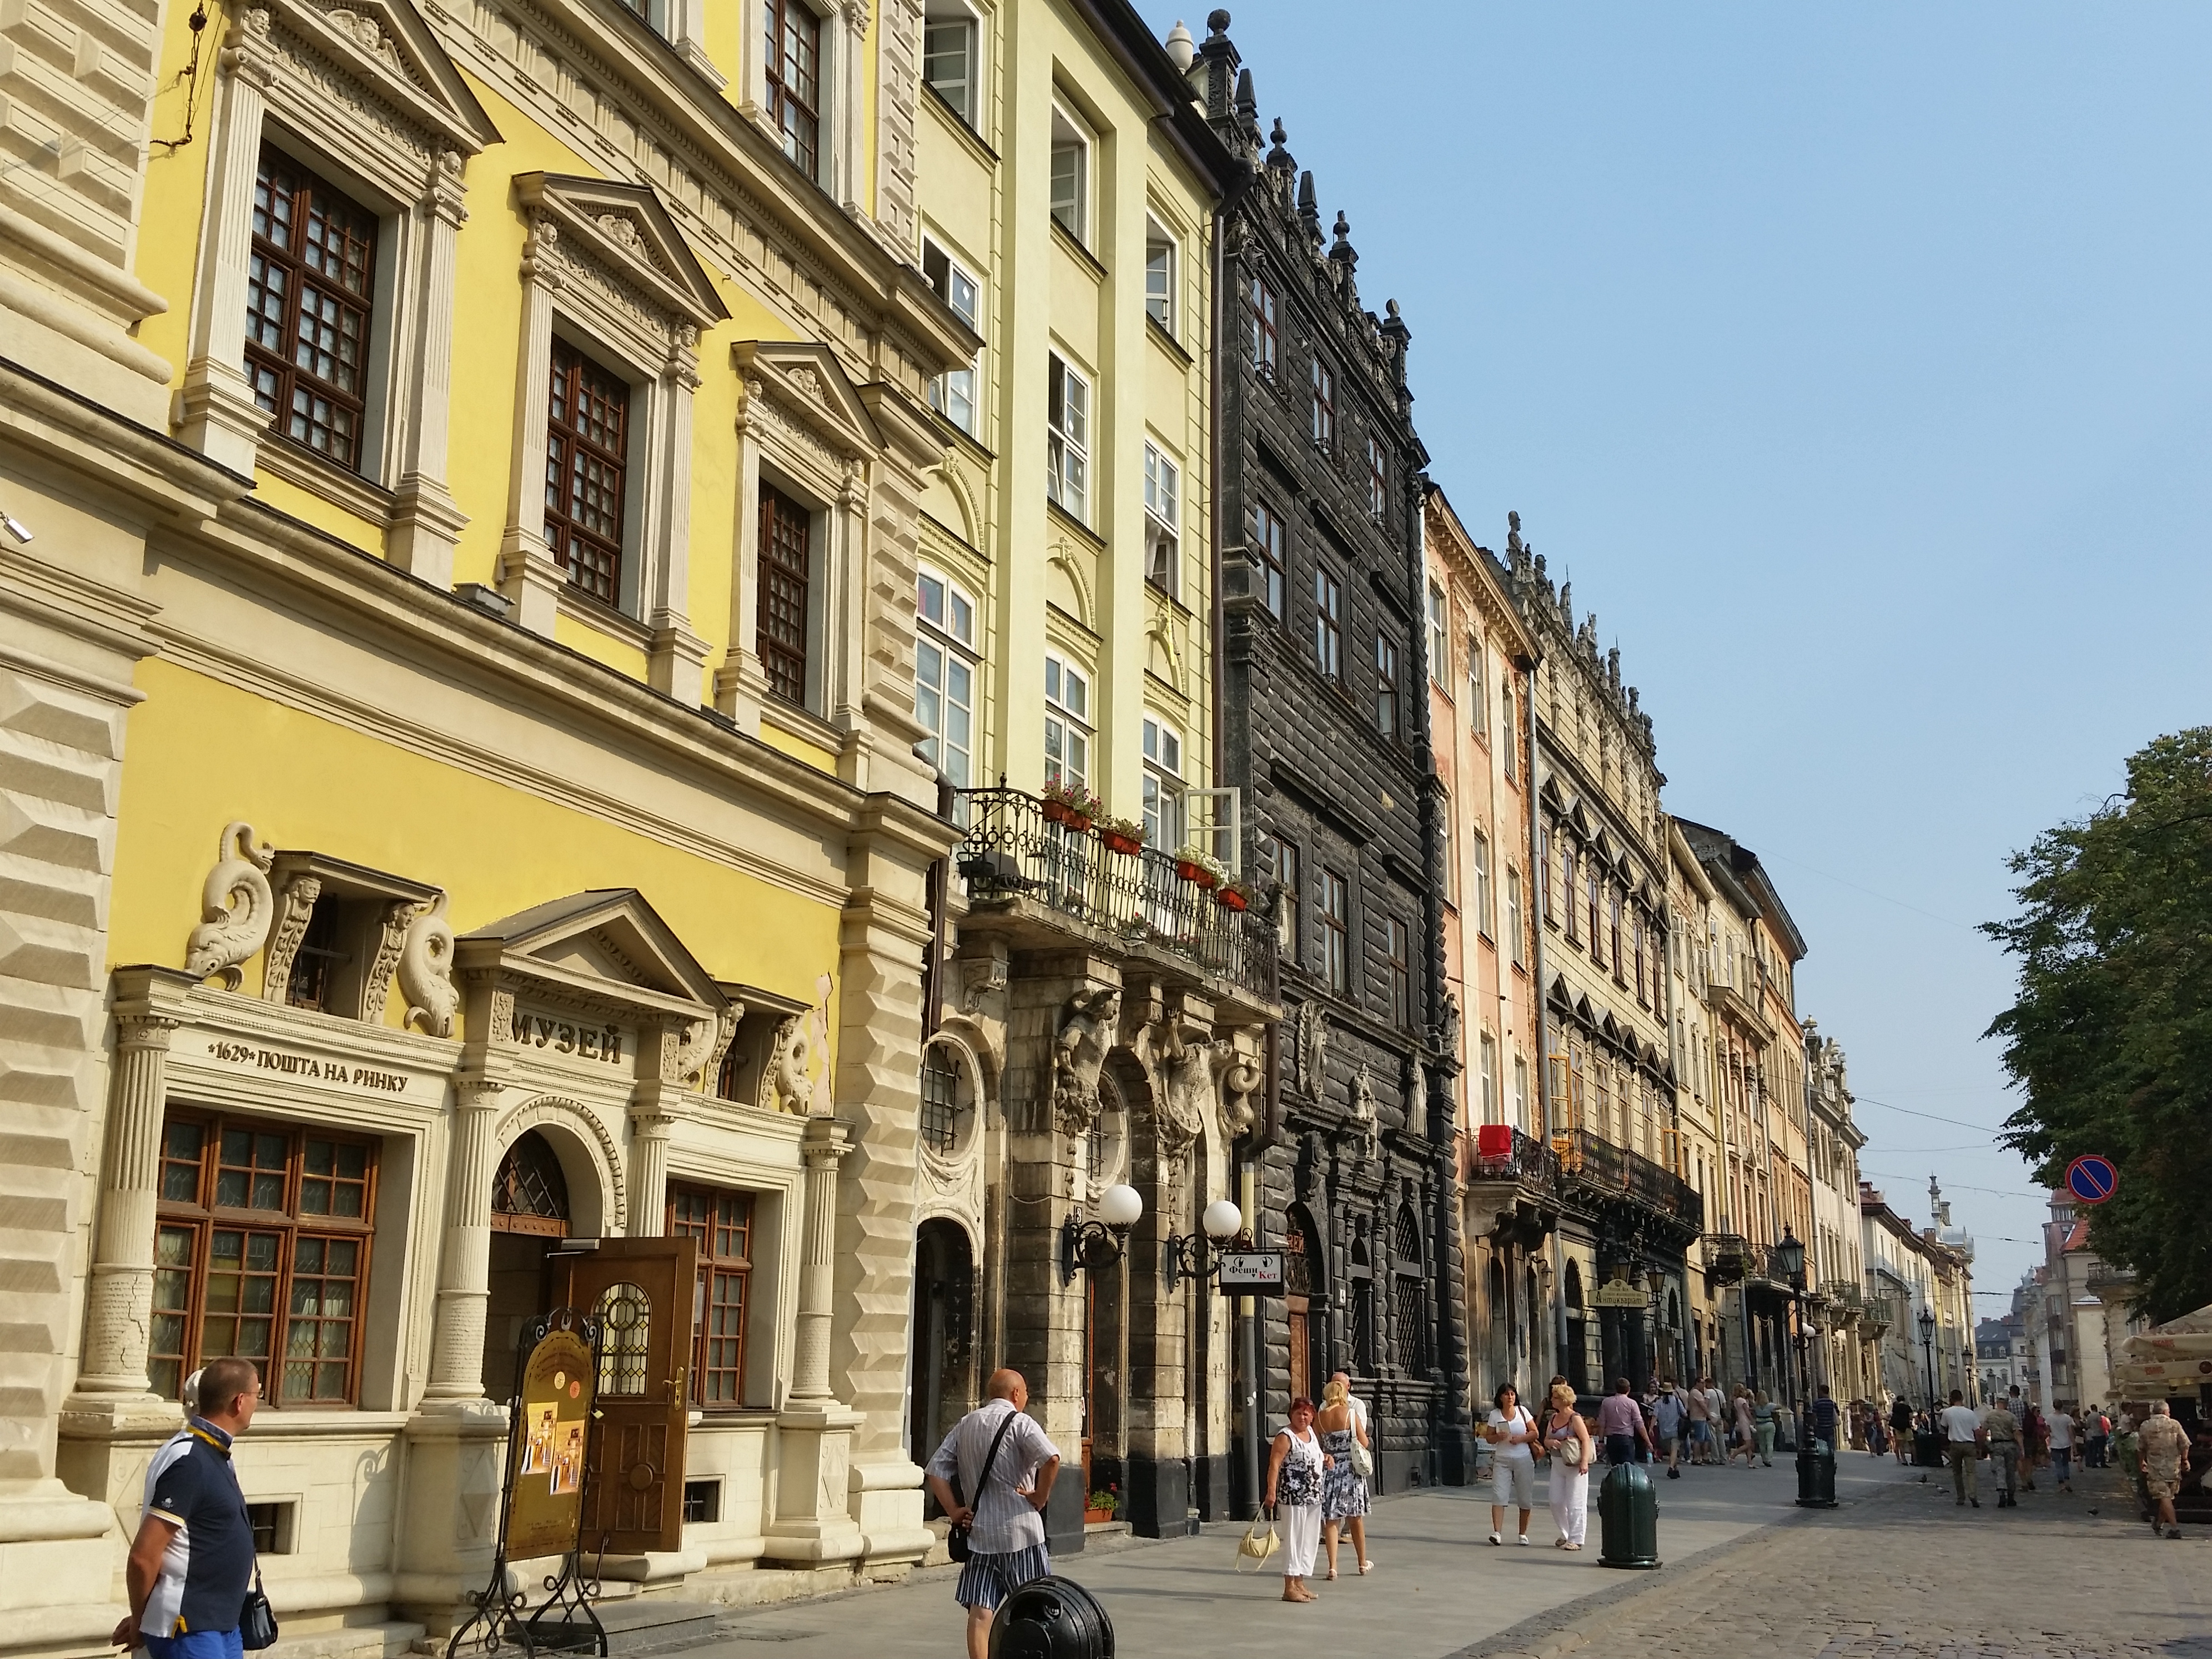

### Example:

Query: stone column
xmin=625 ymin=1110 xmax=672 ymax=1240
xmin=496 ymin=220 xmax=566 ymax=637
xmin=388 ymin=149 xmax=471 ymax=587
xmin=425 ymin=1078 xmax=504 ymax=1401
xmin=75 ymin=970 xmax=196 ymax=1397
xmin=175 ymin=8 xmax=276 ymax=474
xmin=761 ymin=1117 xmax=864 ymax=1570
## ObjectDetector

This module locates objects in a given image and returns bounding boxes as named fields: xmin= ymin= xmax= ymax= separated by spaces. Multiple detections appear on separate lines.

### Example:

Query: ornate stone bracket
xmin=184 ymin=821 xmax=274 ymax=989
xmin=1214 ymin=1028 xmax=1264 ymax=1142
xmin=399 ymin=891 xmax=458 ymax=1035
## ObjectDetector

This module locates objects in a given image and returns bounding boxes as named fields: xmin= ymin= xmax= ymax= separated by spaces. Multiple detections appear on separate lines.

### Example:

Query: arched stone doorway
xmin=1284 ymin=1203 xmax=1324 ymax=1405
xmin=484 ymin=1129 xmax=567 ymax=1402
xmin=908 ymin=1217 xmax=976 ymax=1479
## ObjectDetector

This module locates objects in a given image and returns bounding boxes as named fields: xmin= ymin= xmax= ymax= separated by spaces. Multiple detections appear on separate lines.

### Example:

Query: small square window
xmin=682 ymin=1480 xmax=722 ymax=1524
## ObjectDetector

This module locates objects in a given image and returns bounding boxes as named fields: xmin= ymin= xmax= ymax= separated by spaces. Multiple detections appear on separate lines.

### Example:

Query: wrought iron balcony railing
xmin=953 ymin=786 xmax=1274 ymax=998
xmin=1555 ymin=1129 xmax=1703 ymax=1230
xmin=1470 ymin=1127 xmax=1559 ymax=1187
xmin=1703 ymin=1233 xmax=1752 ymax=1284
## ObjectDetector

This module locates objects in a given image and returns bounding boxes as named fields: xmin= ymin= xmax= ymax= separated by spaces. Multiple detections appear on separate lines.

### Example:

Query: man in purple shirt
xmin=1597 ymin=1378 xmax=1653 ymax=1466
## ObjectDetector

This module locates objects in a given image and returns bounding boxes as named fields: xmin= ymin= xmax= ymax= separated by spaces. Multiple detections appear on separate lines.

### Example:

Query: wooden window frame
xmin=765 ymin=0 xmax=823 ymax=180
xmin=1254 ymin=500 xmax=1286 ymax=619
xmin=757 ymin=480 xmax=815 ymax=707
xmin=1385 ymin=915 xmax=1410 ymax=1027
xmin=1373 ymin=634 xmax=1400 ymax=741
xmin=1310 ymin=359 xmax=1335 ymax=451
xmin=152 ymin=1108 xmax=379 ymax=1409
xmin=667 ymin=1182 xmax=756 ymax=1409
xmin=1270 ymin=834 xmax=1302 ymax=960
xmin=245 ymin=145 xmax=379 ymax=473
xmin=1368 ymin=434 xmax=1389 ymax=519
xmin=1319 ymin=867 xmax=1350 ymax=994
xmin=544 ymin=338 xmax=631 ymax=609
xmin=1314 ymin=566 xmax=1343 ymax=682
xmin=1248 ymin=273 xmax=1278 ymax=376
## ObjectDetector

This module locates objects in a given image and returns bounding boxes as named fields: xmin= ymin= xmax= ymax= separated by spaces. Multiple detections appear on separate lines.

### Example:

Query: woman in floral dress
xmin=1316 ymin=1379 xmax=1373 ymax=1578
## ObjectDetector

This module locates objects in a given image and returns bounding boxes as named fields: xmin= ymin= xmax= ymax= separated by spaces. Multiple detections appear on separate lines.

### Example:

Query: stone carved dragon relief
xmin=185 ymin=822 xmax=276 ymax=989
xmin=1215 ymin=1029 xmax=1264 ymax=1141
xmin=398 ymin=892 xmax=458 ymax=1036
xmin=1052 ymin=987 xmax=1121 ymax=1137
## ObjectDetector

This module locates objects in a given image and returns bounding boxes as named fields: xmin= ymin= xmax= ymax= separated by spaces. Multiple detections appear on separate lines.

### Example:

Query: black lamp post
xmin=1917 ymin=1305 xmax=1938 ymax=1411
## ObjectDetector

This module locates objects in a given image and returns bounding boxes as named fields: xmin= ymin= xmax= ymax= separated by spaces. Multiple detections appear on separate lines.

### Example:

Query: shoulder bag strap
xmin=974 ymin=1408 xmax=1020 ymax=1503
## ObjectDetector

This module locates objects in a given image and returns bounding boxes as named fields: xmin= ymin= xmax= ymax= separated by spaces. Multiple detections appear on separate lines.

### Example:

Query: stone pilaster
xmin=647 ymin=329 xmax=710 ymax=701
xmin=75 ymin=969 xmax=197 ymax=1398
xmin=388 ymin=150 xmax=472 ymax=587
xmin=425 ymin=1078 xmax=504 ymax=1402
xmin=496 ymin=222 xmax=567 ymax=637
xmin=712 ymin=376 xmax=772 ymax=736
xmin=175 ymin=9 xmax=277 ymax=473
xmin=761 ymin=1118 xmax=864 ymax=1569
xmin=625 ymin=1110 xmax=672 ymax=1239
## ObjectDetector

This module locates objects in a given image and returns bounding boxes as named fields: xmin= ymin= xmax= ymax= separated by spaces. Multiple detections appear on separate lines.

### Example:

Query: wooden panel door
xmin=552 ymin=1237 xmax=696 ymax=1555
xmin=1286 ymin=1297 xmax=1309 ymax=1407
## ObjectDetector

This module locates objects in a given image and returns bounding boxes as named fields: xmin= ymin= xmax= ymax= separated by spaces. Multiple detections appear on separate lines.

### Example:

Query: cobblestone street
xmin=663 ymin=1451 xmax=2206 ymax=1659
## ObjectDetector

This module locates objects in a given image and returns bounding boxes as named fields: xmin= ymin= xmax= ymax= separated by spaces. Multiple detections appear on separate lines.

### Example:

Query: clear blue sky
xmin=1140 ymin=2 xmax=2212 ymax=1307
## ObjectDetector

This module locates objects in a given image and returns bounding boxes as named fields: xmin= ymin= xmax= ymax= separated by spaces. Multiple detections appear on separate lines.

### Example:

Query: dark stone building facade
xmin=1199 ymin=15 xmax=1473 ymax=1499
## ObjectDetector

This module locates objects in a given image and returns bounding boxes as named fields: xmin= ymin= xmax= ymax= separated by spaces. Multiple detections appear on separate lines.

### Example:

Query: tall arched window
xmin=1392 ymin=1206 xmax=1426 ymax=1373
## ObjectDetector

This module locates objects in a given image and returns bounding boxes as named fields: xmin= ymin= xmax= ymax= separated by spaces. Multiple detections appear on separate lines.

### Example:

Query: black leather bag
xmin=945 ymin=1410 xmax=1020 ymax=1565
xmin=240 ymin=1566 xmax=279 ymax=1651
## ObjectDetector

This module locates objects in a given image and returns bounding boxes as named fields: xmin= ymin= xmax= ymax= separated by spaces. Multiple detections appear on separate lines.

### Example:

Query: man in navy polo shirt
xmin=113 ymin=1356 xmax=262 ymax=1659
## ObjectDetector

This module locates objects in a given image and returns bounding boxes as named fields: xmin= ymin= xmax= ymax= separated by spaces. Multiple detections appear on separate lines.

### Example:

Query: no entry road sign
xmin=2065 ymin=1154 xmax=2118 ymax=1205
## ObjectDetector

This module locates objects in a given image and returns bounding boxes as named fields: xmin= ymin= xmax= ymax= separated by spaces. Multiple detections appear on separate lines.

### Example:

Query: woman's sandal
xmin=1324 ymin=1567 xmax=1337 ymax=1581
xmin=1359 ymin=1561 xmax=1375 ymax=1575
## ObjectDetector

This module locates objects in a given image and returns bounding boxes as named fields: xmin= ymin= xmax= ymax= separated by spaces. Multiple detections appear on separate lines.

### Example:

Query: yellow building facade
xmin=1 ymin=0 xmax=981 ymax=1647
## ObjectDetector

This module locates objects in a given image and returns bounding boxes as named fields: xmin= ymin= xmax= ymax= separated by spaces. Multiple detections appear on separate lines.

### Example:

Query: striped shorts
xmin=954 ymin=1544 xmax=1052 ymax=1611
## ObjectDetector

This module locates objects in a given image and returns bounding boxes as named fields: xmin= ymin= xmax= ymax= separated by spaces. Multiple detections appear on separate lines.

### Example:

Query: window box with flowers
xmin=1174 ymin=847 xmax=1225 ymax=890
xmin=1215 ymin=877 xmax=1255 ymax=913
xmin=1040 ymin=781 xmax=1102 ymax=832
xmin=1097 ymin=817 xmax=1148 ymax=857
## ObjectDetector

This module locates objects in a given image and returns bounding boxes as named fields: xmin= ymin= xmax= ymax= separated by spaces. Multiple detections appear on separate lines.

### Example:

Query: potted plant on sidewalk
xmin=1083 ymin=1484 xmax=1119 ymax=1524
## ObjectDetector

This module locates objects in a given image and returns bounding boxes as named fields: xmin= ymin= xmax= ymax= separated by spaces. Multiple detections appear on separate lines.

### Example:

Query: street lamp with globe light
xmin=1063 ymin=1182 xmax=1145 ymax=1280
xmin=1918 ymin=1304 xmax=1939 ymax=1412
xmin=1164 ymin=1199 xmax=1247 ymax=1292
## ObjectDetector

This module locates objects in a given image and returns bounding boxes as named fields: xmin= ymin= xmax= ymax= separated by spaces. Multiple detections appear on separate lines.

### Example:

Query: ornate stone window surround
xmin=663 ymin=1141 xmax=801 ymax=1410
xmin=741 ymin=0 xmax=871 ymax=203
xmin=177 ymin=0 xmax=501 ymax=584
xmin=717 ymin=341 xmax=883 ymax=738
xmin=496 ymin=173 xmax=728 ymax=700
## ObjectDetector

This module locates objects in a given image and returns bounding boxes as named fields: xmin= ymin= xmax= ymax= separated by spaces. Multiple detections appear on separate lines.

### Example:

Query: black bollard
xmin=1597 ymin=1459 xmax=1661 ymax=1570
xmin=989 ymin=1577 xmax=1114 ymax=1659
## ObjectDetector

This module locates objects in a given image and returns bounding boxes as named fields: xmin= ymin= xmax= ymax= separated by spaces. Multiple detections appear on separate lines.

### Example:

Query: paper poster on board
xmin=505 ymin=1326 xmax=595 ymax=1559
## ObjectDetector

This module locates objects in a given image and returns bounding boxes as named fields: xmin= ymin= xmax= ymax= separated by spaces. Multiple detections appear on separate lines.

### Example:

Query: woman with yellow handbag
xmin=1262 ymin=1396 xmax=1333 ymax=1602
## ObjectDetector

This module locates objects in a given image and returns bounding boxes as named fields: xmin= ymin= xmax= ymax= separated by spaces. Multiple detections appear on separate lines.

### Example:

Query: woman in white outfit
xmin=1263 ymin=1395 xmax=1333 ymax=1602
xmin=1543 ymin=1381 xmax=1594 ymax=1551
xmin=1485 ymin=1382 xmax=1539 ymax=1545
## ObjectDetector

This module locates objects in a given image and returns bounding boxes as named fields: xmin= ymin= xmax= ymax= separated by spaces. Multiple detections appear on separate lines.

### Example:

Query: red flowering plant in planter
xmin=1096 ymin=816 xmax=1148 ymax=857
xmin=1214 ymin=877 xmax=1255 ymax=913
xmin=1173 ymin=847 xmax=1226 ymax=890
xmin=1039 ymin=780 xmax=1102 ymax=833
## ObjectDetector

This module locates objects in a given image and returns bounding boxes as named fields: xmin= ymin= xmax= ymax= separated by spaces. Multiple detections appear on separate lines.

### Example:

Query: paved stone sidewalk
xmin=682 ymin=1450 xmax=1908 ymax=1658
xmin=1470 ymin=1464 xmax=2212 ymax=1659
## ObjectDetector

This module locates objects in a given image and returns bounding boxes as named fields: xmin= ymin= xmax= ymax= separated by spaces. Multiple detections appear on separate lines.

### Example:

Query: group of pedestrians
xmin=1259 ymin=1374 xmax=1376 ymax=1601
xmin=1921 ymin=1384 xmax=2195 ymax=1538
xmin=1480 ymin=1379 xmax=1599 ymax=1551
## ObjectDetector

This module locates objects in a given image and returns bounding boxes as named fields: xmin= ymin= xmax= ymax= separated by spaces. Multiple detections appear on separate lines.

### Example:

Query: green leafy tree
xmin=1983 ymin=727 xmax=2212 ymax=1323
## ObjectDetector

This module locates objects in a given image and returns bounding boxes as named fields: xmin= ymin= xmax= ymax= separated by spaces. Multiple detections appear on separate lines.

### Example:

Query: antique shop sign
xmin=506 ymin=1325 xmax=596 ymax=1559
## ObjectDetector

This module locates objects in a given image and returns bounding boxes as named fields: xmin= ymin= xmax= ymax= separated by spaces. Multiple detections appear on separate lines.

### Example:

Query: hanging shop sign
xmin=1592 ymin=1275 xmax=1649 ymax=1308
xmin=1216 ymin=1250 xmax=1285 ymax=1295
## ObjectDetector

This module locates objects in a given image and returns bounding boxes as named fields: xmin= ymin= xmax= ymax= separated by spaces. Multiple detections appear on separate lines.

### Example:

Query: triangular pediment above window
xmin=267 ymin=0 xmax=502 ymax=153
xmin=456 ymin=888 xmax=730 ymax=1020
xmin=516 ymin=174 xmax=730 ymax=331
xmin=734 ymin=340 xmax=884 ymax=464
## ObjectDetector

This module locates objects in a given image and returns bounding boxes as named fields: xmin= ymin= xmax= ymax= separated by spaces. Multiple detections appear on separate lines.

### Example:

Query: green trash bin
xmin=1598 ymin=1459 xmax=1660 ymax=1570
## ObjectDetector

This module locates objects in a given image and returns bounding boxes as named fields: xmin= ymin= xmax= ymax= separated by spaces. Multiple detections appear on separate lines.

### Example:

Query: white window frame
xmin=1144 ymin=216 xmax=1177 ymax=334
xmin=1049 ymin=101 xmax=1091 ymax=244
xmin=1143 ymin=441 xmax=1180 ymax=597
xmin=1514 ymin=1053 xmax=1530 ymax=1134
xmin=1473 ymin=830 xmax=1493 ymax=941
xmin=1467 ymin=633 xmax=1487 ymax=735
xmin=1426 ymin=584 xmax=1447 ymax=685
xmin=916 ymin=565 xmax=978 ymax=791
xmin=1182 ymin=786 xmax=1242 ymax=877
xmin=1480 ymin=1032 xmax=1499 ymax=1124
xmin=921 ymin=234 xmax=982 ymax=436
xmin=1043 ymin=652 xmax=1090 ymax=790
xmin=1046 ymin=351 xmax=1090 ymax=522
xmin=1505 ymin=865 xmax=1524 ymax=966
xmin=1140 ymin=715 xmax=1184 ymax=852
xmin=1368 ymin=434 xmax=1389 ymax=519
xmin=921 ymin=1 xmax=980 ymax=128
xmin=1439 ymin=789 xmax=1456 ymax=903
